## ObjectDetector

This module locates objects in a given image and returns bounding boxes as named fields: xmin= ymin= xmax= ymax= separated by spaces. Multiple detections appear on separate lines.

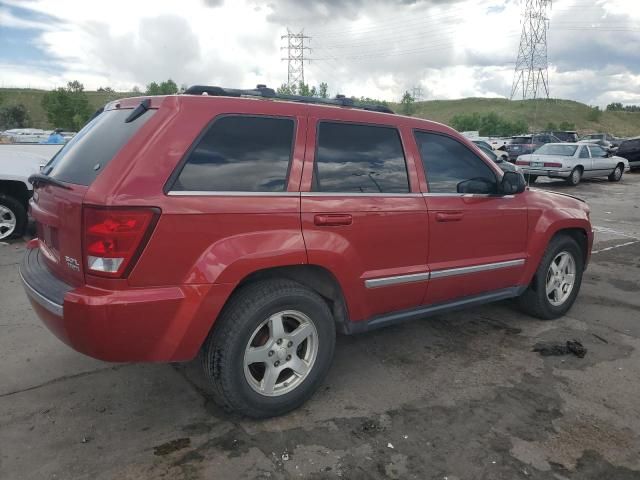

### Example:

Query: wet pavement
xmin=1 ymin=173 xmax=640 ymax=479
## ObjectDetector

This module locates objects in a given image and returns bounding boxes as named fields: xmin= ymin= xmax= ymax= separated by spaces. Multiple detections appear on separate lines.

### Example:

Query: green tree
xmin=545 ymin=121 xmax=558 ymax=131
xmin=145 ymin=79 xmax=178 ymax=95
xmin=400 ymin=91 xmax=415 ymax=115
xmin=450 ymin=112 xmax=481 ymax=132
xmin=606 ymin=102 xmax=623 ymax=111
xmin=41 ymin=81 xmax=92 ymax=130
xmin=97 ymin=86 xmax=115 ymax=93
xmin=558 ymin=121 xmax=575 ymax=130
xmin=450 ymin=112 xmax=528 ymax=136
xmin=276 ymin=83 xmax=296 ymax=95
xmin=0 ymin=104 xmax=30 ymax=130
xmin=318 ymin=82 xmax=328 ymax=99
xmin=587 ymin=106 xmax=602 ymax=122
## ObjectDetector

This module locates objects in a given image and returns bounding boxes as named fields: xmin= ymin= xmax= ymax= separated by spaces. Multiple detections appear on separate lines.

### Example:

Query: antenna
xmin=510 ymin=0 xmax=552 ymax=100
xmin=281 ymin=29 xmax=311 ymax=86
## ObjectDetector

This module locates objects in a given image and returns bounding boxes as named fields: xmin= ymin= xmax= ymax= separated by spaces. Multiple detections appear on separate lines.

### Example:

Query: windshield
xmin=534 ymin=144 xmax=578 ymax=156
xmin=582 ymin=134 xmax=601 ymax=140
xmin=510 ymin=136 xmax=532 ymax=144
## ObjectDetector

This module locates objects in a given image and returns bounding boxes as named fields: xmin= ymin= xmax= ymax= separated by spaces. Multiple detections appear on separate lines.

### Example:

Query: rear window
xmin=510 ymin=137 xmax=532 ymax=144
xmin=172 ymin=115 xmax=294 ymax=192
xmin=45 ymin=108 xmax=155 ymax=186
xmin=535 ymin=144 xmax=578 ymax=156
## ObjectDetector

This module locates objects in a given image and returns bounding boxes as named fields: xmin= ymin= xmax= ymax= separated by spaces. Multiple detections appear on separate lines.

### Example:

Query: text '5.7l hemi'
xmin=22 ymin=86 xmax=593 ymax=418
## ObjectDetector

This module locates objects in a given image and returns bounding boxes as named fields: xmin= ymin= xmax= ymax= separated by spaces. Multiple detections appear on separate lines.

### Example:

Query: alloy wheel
xmin=0 ymin=205 xmax=17 ymax=240
xmin=545 ymin=251 xmax=576 ymax=306
xmin=243 ymin=310 xmax=319 ymax=397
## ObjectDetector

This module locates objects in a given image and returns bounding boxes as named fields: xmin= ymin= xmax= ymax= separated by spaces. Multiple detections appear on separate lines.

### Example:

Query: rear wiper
xmin=28 ymin=173 xmax=71 ymax=190
xmin=125 ymin=98 xmax=151 ymax=123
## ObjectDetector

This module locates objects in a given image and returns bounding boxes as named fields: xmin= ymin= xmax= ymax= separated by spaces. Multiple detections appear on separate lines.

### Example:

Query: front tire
xmin=0 ymin=194 xmax=27 ymax=240
xmin=608 ymin=164 xmax=623 ymax=182
xmin=566 ymin=167 xmax=582 ymax=186
xmin=517 ymin=234 xmax=584 ymax=320
xmin=201 ymin=279 xmax=336 ymax=418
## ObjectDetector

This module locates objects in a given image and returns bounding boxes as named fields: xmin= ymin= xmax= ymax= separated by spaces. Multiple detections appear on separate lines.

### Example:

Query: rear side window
xmin=415 ymin=132 xmax=497 ymax=194
xmin=510 ymin=137 xmax=531 ymax=144
xmin=46 ymin=108 xmax=155 ymax=186
xmin=173 ymin=116 xmax=294 ymax=192
xmin=313 ymin=122 xmax=409 ymax=193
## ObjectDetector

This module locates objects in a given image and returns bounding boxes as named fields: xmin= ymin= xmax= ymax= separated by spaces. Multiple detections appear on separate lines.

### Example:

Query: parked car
xmin=474 ymin=142 xmax=519 ymax=172
xmin=505 ymin=133 xmax=561 ymax=162
xmin=473 ymin=140 xmax=509 ymax=161
xmin=544 ymin=131 xmax=579 ymax=143
xmin=21 ymin=85 xmax=593 ymax=418
xmin=515 ymin=142 xmax=630 ymax=186
xmin=616 ymin=136 xmax=640 ymax=170
xmin=0 ymin=143 xmax=63 ymax=239
xmin=579 ymin=133 xmax=622 ymax=148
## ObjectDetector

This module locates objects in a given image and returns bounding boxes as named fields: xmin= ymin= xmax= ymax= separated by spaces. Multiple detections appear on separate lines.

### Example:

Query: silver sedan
xmin=515 ymin=143 xmax=630 ymax=186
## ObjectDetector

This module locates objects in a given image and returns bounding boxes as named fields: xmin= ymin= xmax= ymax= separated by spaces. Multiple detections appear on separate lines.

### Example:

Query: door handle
xmin=314 ymin=214 xmax=353 ymax=226
xmin=435 ymin=212 xmax=464 ymax=222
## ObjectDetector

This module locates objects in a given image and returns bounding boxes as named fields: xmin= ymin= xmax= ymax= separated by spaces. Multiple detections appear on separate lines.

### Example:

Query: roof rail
xmin=183 ymin=84 xmax=394 ymax=114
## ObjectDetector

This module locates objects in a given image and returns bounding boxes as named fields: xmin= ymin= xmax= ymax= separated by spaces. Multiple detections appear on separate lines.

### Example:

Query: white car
xmin=515 ymin=143 xmax=630 ymax=186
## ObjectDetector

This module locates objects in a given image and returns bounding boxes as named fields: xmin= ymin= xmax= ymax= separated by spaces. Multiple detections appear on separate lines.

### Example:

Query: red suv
xmin=21 ymin=86 xmax=593 ymax=418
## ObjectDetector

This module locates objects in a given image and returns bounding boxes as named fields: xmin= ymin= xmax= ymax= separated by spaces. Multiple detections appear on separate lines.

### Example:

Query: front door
xmin=412 ymin=131 xmax=529 ymax=305
xmin=300 ymin=115 xmax=429 ymax=323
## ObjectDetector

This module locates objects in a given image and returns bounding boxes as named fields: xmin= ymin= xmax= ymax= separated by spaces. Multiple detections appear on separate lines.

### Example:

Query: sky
xmin=0 ymin=0 xmax=639 ymax=106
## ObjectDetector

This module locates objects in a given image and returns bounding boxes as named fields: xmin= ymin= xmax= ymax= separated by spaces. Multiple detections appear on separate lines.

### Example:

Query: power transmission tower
xmin=281 ymin=29 xmax=311 ymax=87
xmin=411 ymin=86 xmax=423 ymax=101
xmin=510 ymin=0 xmax=552 ymax=100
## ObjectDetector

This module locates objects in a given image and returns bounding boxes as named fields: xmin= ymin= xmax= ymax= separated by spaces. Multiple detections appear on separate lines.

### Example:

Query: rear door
xmin=413 ymin=131 xmax=529 ymax=305
xmin=300 ymin=115 xmax=428 ymax=322
xmin=30 ymin=107 xmax=156 ymax=286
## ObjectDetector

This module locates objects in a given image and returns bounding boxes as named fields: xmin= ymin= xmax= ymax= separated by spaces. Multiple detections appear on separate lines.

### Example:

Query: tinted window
xmin=415 ymin=132 xmax=497 ymax=194
xmin=46 ymin=108 xmax=155 ymax=185
xmin=589 ymin=145 xmax=607 ymax=157
xmin=579 ymin=146 xmax=590 ymax=158
xmin=174 ymin=116 xmax=294 ymax=192
xmin=313 ymin=122 xmax=409 ymax=193
xmin=535 ymin=144 xmax=578 ymax=156
xmin=510 ymin=136 xmax=532 ymax=144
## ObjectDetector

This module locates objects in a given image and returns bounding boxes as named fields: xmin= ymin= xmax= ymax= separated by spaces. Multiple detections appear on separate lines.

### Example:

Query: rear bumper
xmin=20 ymin=244 xmax=232 ymax=362
xmin=520 ymin=167 xmax=572 ymax=178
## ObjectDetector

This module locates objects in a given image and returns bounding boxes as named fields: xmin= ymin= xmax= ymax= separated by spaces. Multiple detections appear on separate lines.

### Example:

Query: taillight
xmin=83 ymin=206 xmax=159 ymax=278
xmin=516 ymin=160 xmax=529 ymax=166
xmin=543 ymin=162 xmax=562 ymax=168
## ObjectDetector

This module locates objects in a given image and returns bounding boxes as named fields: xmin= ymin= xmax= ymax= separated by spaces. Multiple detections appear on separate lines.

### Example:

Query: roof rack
xmin=183 ymin=84 xmax=394 ymax=114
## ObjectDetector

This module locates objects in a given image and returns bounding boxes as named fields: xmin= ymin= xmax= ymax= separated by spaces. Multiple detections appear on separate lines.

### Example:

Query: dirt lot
xmin=1 ymin=173 xmax=640 ymax=480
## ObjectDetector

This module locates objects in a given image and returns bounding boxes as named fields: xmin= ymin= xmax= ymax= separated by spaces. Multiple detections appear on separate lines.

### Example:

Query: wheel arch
xmin=0 ymin=180 xmax=31 ymax=207
xmin=235 ymin=264 xmax=350 ymax=334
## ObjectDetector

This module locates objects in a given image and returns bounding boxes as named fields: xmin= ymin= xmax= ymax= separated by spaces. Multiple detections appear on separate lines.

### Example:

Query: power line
xmin=511 ymin=0 xmax=552 ymax=100
xmin=281 ymin=29 xmax=311 ymax=86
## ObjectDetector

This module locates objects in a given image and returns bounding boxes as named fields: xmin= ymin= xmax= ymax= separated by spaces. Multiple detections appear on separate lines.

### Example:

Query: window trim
xmin=412 ymin=129 xmax=499 ymax=195
xmin=311 ymin=119 xmax=411 ymax=194
xmin=163 ymin=113 xmax=297 ymax=194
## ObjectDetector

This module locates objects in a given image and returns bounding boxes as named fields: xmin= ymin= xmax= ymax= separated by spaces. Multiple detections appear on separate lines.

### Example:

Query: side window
xmin=579 ymin=146 xmax=590 ymax=158
xmin=173 ymin=116 xmax=294 ymax=192
xmin=590 ymin=145 xmax=607 ymax=157
xmin=415 ymin=132 xmax=497 ymax=194
xmin=313 ymin=122 xmax=409 ymax=193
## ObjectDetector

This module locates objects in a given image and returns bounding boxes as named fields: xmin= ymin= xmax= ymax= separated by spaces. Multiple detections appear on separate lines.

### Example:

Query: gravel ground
xmin=1 ymin=172 xmax=639 ymax=480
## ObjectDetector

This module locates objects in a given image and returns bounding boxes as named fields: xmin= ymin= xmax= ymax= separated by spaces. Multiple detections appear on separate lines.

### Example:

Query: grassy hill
xmin=390 ymin=97 xmax=640 ymax=137
xmin=2 ymin=88 xmax=639 ymax=137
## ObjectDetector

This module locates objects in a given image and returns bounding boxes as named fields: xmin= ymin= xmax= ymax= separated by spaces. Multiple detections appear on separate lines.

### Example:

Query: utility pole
xmin=510 ymin=0 xmax=551 ymax=100
xmin=281 ymin=29 xmax=311 ymax=87
xmin=411 ymin=86 xmax=423 ymax=101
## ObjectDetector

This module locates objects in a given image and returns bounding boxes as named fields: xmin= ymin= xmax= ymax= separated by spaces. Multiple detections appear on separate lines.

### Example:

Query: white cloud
xmin=1 ymin=0 xmax=639 ymax=106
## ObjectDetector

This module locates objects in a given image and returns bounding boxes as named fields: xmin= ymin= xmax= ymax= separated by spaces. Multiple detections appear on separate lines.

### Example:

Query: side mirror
xmin=500 ymin=171 xmax=526 ymax=194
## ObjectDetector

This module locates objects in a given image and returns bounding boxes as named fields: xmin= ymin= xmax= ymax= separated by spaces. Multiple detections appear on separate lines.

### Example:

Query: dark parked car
xmin=616 ymin=136 xmax=640 ymax=169
xmin=544 ymin=131 xmax=578 ymax=143
xmin=472 ymin=140 xmax=509 ymax=161
xmin=505 ymin=133 xmax=561 ymax=162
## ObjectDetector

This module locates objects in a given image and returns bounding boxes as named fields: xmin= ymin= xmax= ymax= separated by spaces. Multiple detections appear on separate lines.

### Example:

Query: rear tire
xmin=0 ymin=194 xmax=27 ymax=240
xmin=608 ymin=164 xmax=623 ymax=182
xmin=566 ymin=167 xmax=582 ymax=186
xmin=201 ymin=279 xmax=336 ymax=418
xmin=517 ymin=234 xmax=584 ymax=320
